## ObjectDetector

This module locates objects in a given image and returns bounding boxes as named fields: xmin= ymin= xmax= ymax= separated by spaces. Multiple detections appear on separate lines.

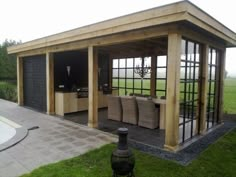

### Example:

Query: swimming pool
xmin=0 ymin=116 xmax=21 ymax=145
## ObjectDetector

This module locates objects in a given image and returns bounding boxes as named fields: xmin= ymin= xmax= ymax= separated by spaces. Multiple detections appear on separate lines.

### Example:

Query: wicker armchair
xmin=136 ymin=97 xmax=159 ymax=129
xmin=107 ymin=95 xmax=122 ymax=121
xmin=121 ymin=96 xmax=138 ymax=125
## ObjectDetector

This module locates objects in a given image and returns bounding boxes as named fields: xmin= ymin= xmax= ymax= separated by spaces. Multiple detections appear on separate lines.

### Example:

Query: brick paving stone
xmin=0 ymin=99 xmax=117 ymax=177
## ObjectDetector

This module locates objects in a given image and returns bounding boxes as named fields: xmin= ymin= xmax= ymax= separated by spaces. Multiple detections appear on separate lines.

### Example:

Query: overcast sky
xmin=1 ymin=0 xmax=236 ymax=76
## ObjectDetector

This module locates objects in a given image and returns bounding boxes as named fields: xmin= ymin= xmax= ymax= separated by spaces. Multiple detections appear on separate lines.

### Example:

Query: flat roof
xmin=8 ymin=0 xmax=236 ymax=54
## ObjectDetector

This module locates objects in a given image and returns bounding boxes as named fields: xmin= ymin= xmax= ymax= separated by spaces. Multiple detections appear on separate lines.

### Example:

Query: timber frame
xmin=8 ymin=1 xmax=236 ymax=151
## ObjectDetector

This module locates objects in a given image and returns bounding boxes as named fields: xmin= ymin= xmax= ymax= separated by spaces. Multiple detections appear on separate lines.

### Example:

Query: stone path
xmin=0 ymin=99 xmax=117 ymax=177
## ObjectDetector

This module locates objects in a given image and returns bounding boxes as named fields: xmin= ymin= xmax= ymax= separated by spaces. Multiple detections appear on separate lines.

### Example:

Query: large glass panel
xmin=188 ymin=41 xmax=194 ymax=59
xmin=113 ymin=59 xmax=118 ymax=68
xmin=126 ymin=89 xmax=133 ymax=96
xmin=119 ymin=69 xmax=126 ymax=78
xmin=134 ymin=57 xmax=142 ymax=67
xmin=179 ymin=38 xmax=201 ymax=143
xmin=144 ymin=57 xmax=151 ymax=67
xmin=181 ymin=39 xmax=186 ymax=55
xmin=156 ymin=80 xmax=166 ymax=90
xmin=156 ymin=68 xmax=166 ymax=78
xmin=127 ymin=58 xmax=133 ymax=68
xmin=196 ymin=44 xmax=200 ymax=62
xmin=133 ymin=89 xmax=141 ymax=94
xmin=134 ymin=72 xmax=141 ymax=78
xmin=126 ymin=69 xmax=133 ymax=78
xmin=134 ymin=79 xmax=141 ymax=88
xmin=119 ymin=89 xmax=125 ymax=96
xmin=112 ymin=79 xmax=118 ymax=87
xmin=180 ymin=67 xmax=186 ymax=79
xmin=212 ymin=49 xmax=216 ymax=65
xmin=156 ymin=91 xmax=165 ymax=98
xmin=119 ymin=79 xmax=125 ymax=87
xmin=119 ymin=59 xmax=126 ymax=68
xmin=126 ymin=79 xmax=133 ymax=88
xmin=142 ymin=90 xmax=150 ymax=95
xmin=157 ymin=56 xmax=167 ymax=67
xmin=144 ymin=73 xmax=151 ymax=79
xmin=143 ymin=80 xmax=150 ymax=89
xmin=112 ymin=69 xmax=118 ymax=77
xmin=112 ymin=56 xmax=151 ymax=96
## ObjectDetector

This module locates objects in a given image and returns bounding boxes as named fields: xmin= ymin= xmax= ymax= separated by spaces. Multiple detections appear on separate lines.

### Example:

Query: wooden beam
xmin=17 ymin=56 xmax=23 ymax=106
xmin=88 ymin=46 xmax=98 ymax=128
xmin=17 ymin=25 xmax=170 ymax=57
xmin=217 ymin=48 xmax=226 ymax=123
xmin=185 ymin=14 xmax=236 ymax=46
xmin=8 ymin=6 xmax=188 ymax=54
xmin=46 ymin=52 xmax=55 ymax=114
xmin=164 ymin=32 xmax=182 ymax=151
xmin=198 ymin=44 xmax=209 ymax=134
xmin=180 ymin=26 xmax=226 ymax=50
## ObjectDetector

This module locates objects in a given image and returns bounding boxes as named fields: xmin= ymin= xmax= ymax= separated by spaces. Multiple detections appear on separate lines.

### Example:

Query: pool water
xmin=0 ymin=116 xmax=21 ymax=145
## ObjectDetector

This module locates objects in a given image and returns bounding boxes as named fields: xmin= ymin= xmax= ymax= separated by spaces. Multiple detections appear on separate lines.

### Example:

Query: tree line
xmin=0 ymin=40 xmax=21 ymax=80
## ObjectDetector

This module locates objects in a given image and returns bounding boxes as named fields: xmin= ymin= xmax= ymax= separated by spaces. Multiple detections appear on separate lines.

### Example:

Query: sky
xmin=1 ymin=0 xmax=236 ymax=76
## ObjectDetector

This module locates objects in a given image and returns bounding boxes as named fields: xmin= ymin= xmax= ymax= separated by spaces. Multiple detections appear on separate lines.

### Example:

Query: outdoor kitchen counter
xmin=55 ymin=90 xmax=118 ymax=116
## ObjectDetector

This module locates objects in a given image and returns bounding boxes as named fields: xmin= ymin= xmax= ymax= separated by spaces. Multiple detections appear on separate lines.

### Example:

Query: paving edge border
xmin=0 ymin=127 xmax=28 ymax=152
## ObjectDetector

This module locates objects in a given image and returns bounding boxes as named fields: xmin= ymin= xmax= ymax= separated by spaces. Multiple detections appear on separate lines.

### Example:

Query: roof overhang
xmin=8 ymin=0 xmax=236 ymax=54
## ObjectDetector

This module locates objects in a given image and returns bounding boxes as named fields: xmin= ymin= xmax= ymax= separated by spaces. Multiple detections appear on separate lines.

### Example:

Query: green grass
xmin=224 ymin=78 xmax=236 ymax=114
xmin=0 ymin=80 xmax=17 ymax=102
xmin=21 ymin=128 xmax=236 ymax=177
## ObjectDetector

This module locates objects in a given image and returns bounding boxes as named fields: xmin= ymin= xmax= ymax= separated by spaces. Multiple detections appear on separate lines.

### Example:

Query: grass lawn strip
xmin=21 ymin=128 xmax=236 ymax=177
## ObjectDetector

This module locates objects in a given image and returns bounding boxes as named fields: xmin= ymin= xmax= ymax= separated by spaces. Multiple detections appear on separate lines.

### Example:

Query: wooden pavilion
xmin=8 ymin=1 xmax=236 ymax=151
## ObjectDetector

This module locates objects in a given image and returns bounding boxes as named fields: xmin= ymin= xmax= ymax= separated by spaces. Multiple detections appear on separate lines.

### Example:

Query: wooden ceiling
xmin=98 ymin=37 xmax=168 ymax=58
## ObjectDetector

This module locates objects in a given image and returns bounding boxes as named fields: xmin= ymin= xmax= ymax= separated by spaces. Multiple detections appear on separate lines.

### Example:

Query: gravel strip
xmin=128 ymin=120 xmax=236 ymax=165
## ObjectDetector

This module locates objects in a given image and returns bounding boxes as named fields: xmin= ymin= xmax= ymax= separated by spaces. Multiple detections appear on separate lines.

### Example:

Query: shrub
xmin=0 ymin=81 xmax=17 ymax=102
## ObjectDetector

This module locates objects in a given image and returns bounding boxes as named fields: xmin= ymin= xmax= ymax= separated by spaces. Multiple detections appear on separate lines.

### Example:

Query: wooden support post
xmin=164 ymin=33 xmax=181 ymax=151
xmin=46 ymin=52 xmax=55 ymax=114
xmin=217 ymin=49 xmax=226 ymax=123
xmin=150 ymin=55 xmax=156 ymax=97
xmin=88 ymin=46 xmax=98 ymax=128
xmin=109 ymin=56 xmax=113 ymax=89
xmin=197 ymin=44 xmax=209 ymax=134
xmin=17 ymin=56 xmax=23 ymax=106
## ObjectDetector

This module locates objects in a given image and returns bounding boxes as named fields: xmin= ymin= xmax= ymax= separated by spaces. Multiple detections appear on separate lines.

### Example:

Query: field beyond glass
xmin=113 ymin=77 xmax=236 ymax=114
xmin=224 ymin=78 xmax=236 ymax=114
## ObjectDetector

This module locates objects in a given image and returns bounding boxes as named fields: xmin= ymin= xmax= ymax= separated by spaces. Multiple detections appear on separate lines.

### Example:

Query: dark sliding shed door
xmin=23 ymin=55 xmax=47 ymax=112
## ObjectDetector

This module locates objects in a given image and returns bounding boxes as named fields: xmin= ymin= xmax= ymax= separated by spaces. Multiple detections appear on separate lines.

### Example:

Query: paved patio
xmin=0 ymin=99 xmax=117 ymax=177
xmin=64 ymin=109 xmax=165 ymax=148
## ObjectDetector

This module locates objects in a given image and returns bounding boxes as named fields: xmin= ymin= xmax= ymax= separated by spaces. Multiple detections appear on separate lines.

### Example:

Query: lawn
xmin=21 ymin=128 xmax=236 ymax=177
xmin=224 ymin=78 xmax=236 ymax=114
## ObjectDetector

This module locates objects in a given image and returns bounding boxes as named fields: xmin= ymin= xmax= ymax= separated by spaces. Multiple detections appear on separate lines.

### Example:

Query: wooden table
xmin=152 ymin=98 xmax=166 ymax=130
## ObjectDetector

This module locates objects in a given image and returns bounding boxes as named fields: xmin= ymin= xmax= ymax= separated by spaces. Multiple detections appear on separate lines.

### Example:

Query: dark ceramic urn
xmin=111 ymin=128 xmax=135 ymax=177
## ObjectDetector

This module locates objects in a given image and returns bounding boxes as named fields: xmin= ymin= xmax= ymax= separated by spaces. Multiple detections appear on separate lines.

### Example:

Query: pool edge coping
xmin=0 ymin=119 xmax=28 ymax=152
